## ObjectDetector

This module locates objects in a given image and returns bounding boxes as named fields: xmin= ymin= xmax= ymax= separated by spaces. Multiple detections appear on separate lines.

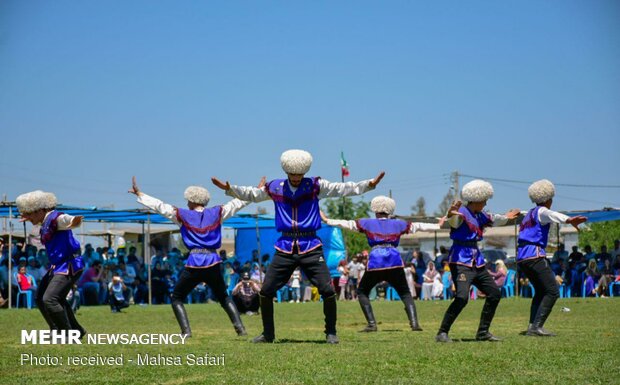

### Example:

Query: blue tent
xmin=0 ymin=205 xmax=347 ymax=276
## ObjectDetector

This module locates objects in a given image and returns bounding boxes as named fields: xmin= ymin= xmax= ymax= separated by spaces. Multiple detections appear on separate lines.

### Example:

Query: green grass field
xmin=1 ymin=297 xmax=619 ymax=385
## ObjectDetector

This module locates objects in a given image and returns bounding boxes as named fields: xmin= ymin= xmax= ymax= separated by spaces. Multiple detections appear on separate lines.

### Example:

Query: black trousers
xmin=259 ymin=247 xmax=336 ymax=337
xmin=518 ymin=258 xmax=559 ymax=324
xmin=260 ymin=247 xmax=335 ymax=298
xmin=37 ymin=270 xmax=84 ymax=331
xmin=358 ymin=268 xmax=411 ymax=299
xmin=438 ymin=264 xmax=501 ymax=334
xmin=171 ymin=265 xmax=229 ymax=304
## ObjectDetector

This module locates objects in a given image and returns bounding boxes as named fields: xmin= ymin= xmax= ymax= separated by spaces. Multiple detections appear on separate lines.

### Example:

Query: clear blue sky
xmin=1 ymin=1 xmax=619 ymax=220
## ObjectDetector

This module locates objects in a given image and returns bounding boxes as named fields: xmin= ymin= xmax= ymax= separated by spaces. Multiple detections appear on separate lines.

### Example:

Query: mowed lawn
xmin=1 ymin=297 xmax=618 ymax=385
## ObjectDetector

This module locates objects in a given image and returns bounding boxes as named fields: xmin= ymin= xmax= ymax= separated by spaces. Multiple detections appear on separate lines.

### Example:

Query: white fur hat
xmin=528 ymin=179 xmax=555 ymax=204
xmin=184 ymin=186 xmax=210 ymax=205
xmin=280 ymin=149 xmax=313 ymax=175
xmin=461 ymin=179 xmax=494 ymax=203
xmin=370 ymin=195 xmax=396 ymax=215
xmin=16 ymin=190 xmax=57 ymax=214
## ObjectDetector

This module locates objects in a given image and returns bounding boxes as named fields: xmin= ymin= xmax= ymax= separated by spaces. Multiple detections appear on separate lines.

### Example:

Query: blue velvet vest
xmin=176 ymin=206 xmax=223 ymax=268
xmin=40 ymin=211 xmax=84 ymax=275
xmin=517 ymin=206 xmax=550 ymax=262
xmin=448 ymin=206 xmax=492 ymax=267
xmin=267 ymin=177 xmax=322 ymax=254
xmin=357 ymin=218 xmax=409 ymax=271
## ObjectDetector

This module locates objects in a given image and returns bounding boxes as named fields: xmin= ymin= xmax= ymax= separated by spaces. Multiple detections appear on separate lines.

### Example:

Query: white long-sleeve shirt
xmin=533 ymin=206 xmax=570 ymax=225
xmin=43 ymin=211 xmax=78 ymax=230
xmin=136 ymin=193 xmax=249 ymax=225
xmin=226 ymin=178 xmax=375 ymax=202
xmin=326 ymin=218 xmax=440 ymax=234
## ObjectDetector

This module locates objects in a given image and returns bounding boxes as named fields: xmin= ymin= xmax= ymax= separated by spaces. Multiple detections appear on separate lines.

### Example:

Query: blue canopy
xmin=233 ymin=225 xmax=346 ymax=277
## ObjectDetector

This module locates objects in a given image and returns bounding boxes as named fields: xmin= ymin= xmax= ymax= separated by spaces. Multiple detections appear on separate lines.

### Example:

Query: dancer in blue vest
xmin=16 ymin=190 xmax=86 ymax=337
xmin=322 ymin=195 xmax=440 ymax=332
xmin=518 ymin=179 xmax=586 ymax=337
xmin=212 ymin=149 xmax=384 ymax=344
xmin=435 ymin=180 xmax=520 ymax=343
xmin=130 ymin=176 xmax=257 ymax=337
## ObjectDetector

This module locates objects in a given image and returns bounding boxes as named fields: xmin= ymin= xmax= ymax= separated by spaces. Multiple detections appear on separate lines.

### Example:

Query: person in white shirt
xmin=16 ymin=190 xmax=86 ymax=337
xmin=322 ymin=195 xmax=440 ymax=332
xmin=517 ymin=180 xmax=586 ymax=337
xmin=212 ymin=149 xmax=384 ymax=344
xmin=129 ymin=177 xmax=255 ymax=338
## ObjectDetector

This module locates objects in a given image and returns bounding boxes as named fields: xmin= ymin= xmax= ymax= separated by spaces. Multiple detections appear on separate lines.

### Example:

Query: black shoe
xmin=525 ymin=326 xmax=556 ymax=337
xmin=251 ymin=334 xmax=274 ymax=343
xmin=235 ymin=324 xmax=248 ymax=337
xmin=326 ymin=334 xmax=339 ymax=344
xmin=435 ymin=332 xmax=453 ymax=343
xmin=475 ymin=331 xmax=502 ymax=341
xmin=411 ymin=324 xmax=423 ymax=332
xmin=359 ymin=324 xmax=377 ymax=333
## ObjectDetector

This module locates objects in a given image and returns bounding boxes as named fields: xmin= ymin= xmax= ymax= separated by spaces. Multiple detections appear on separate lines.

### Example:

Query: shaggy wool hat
xmin=461 ymin=179 xmax=494 ymax=203
xmin=15 ymin=190 xmax=58 ymax=214
xmin=280 ymin=149 xmax=313 ymax=175
xmin=370 ymin=195 xmax=396 ymax=215
xmin=528 ymin=179 xmax=555 ymax=204
xmin=184 ymin=186 xmax=210 ymax=205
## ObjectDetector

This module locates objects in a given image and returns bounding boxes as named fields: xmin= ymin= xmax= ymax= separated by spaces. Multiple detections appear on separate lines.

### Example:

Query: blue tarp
xmin=234 ymin=226 xmax=346 ymax=278
xmin=565 ymin=209 xmax=620 ymax=223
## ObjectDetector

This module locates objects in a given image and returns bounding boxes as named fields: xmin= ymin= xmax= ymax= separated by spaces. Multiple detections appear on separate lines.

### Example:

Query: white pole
xmin=147 ymin=213 xmax=152 ymax=306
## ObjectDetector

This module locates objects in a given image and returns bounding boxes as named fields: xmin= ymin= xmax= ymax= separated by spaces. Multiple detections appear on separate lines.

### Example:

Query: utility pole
xmin=450 ymin=171 xmax=460 ymax=199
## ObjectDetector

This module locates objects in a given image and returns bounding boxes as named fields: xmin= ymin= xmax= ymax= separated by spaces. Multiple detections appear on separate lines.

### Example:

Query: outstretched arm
xmin=491 ymin=208 xmax=521 ymax=226
xmin=445 ymin=200 xmax=463 ymax=228
xmin=409 ymin=222 xmax=441 ymax=233
xmin=318 ymin=171 xmax=385 ymax=199
xmin=320 ymin=210 xmax=358 ymax=231
xmin=56 ymin=215 xmax=84 ymax=230
xmin=220 ymin=177 xmax=267 ymax=220
xmin=538 ymin=207 xmax=587 ymax=231
xmin=129 ymin=176 xmax=179 ymax=224
xmin=212 ymin=176 xmax=271 ymax=203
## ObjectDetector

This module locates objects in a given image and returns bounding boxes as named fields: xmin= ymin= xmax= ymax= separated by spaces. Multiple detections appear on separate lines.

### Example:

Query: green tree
xmin=435 ymin=189 xmax=456 ymax=216
xmin=578 ymin=221 xmax=620 ymax=251
xmin=411 ymin=196 xmax=427 ymax=216
xmin=322 ymin=197 xmax=371 ymax=256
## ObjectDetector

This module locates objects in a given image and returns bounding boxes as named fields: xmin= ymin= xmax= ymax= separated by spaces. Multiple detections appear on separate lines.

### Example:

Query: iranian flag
xmin=340 ymin=151 xmax=350 ymax=178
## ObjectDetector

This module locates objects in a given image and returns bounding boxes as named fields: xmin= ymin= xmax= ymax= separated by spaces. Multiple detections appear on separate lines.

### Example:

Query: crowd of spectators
xmin=2 ymin=239 xmax=619 ymax=310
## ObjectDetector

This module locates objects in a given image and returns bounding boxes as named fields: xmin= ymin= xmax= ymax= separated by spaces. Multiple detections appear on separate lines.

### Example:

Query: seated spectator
xmin=108 ymin=276 xmax=129 ymax=312
xmin=16 ymin=265 xmax=36 ymax=293
xmin=568 ymin=246 xmax=584 ymax=266
xmin=583 ymin=245 xmax=596 ymax=262
xmin=79 ymin=260 xmax=104 ymax=305
xmin=26 ymin=256 xmax=44 ymax=284
xmin=232 ymin=272 xmax=260 ymax=315
xmin=584 ymin=259 xmax=602 ymax=297
xmin=488 ymin=260 xmax=507 ymax=288
xmin=599 ymin=259 xmax=615 ymax=297
xmin=422 ymin=263 xmax=442 ymax=300
xmin=596 ymin=245 xmax=612 ymax=266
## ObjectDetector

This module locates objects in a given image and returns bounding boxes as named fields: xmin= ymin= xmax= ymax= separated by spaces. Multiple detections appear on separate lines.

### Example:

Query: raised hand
xmin=566 ymin=215 xmax=587 ymax=231
xmin=128 ymin=176 xmax=141 ymax=196
xmin=369 ymin=171 xmax=385 ymax=188
xmin=320 ymin=210 xmax=330 ymax=223
xmin=446 ymin=200 xmax=462 ymax=217
xmin=505 ymin=208 xmax=521 ymax=220
xmin=211 ymin=177 xmax=231 ymax=191
xmin=257 ymin=176 xmax=267 ymax=189
xmin=70 ymin=216 xmax=84 ymax=228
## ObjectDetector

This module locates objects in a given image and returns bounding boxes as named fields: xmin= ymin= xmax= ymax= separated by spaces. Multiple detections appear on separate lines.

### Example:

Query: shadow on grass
xmin=277 ymin=338 xmax=329 ymax=344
